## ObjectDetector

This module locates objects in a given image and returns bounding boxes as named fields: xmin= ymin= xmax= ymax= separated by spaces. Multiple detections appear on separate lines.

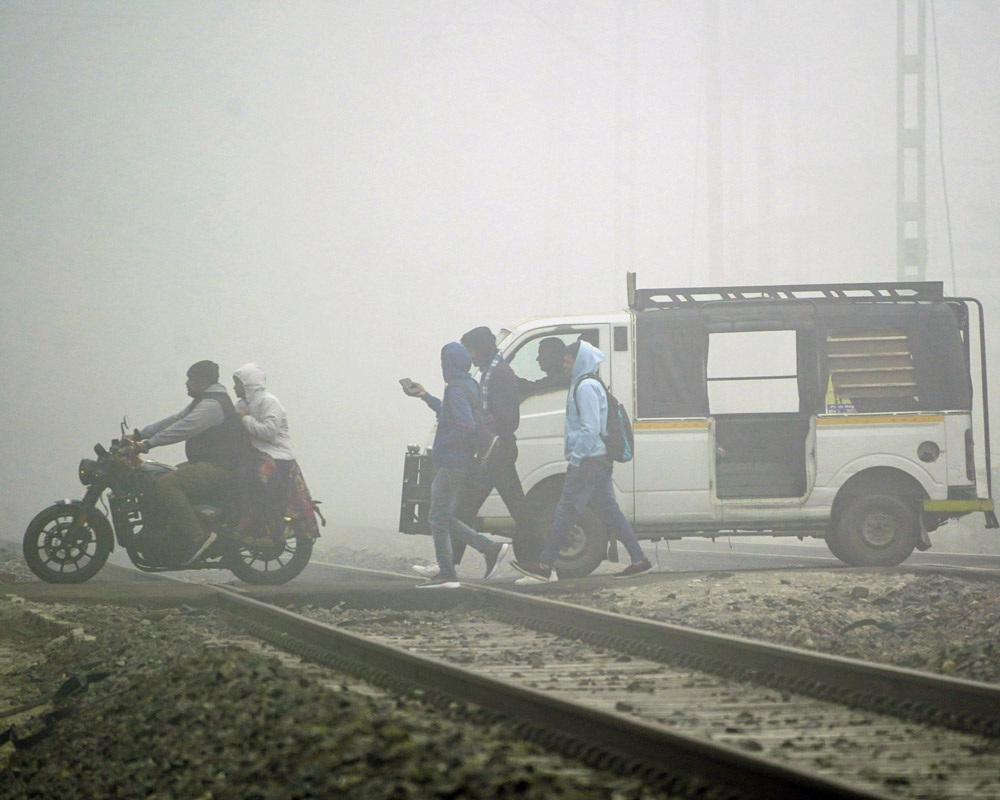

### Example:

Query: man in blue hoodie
xmin=511 ymin=340 xmax=652 ymax=582
xmin=407 ymin=343 xmax=509 ymax=588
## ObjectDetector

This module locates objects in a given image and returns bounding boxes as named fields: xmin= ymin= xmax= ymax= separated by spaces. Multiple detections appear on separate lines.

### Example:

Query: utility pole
xmin=897 ymin=0 xmax=926 ymax=280
xmin=615 ymin=0 xmax=638 ymax=283
xmin=704 ymin=0 xmax=724 ymax=284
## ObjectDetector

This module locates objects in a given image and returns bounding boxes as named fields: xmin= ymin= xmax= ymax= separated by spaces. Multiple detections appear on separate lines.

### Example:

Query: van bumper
xmin=922 ymin=497 xmax=999 ymax=528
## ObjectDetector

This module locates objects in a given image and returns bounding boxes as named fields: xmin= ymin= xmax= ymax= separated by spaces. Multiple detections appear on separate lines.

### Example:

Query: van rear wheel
xmin=834 ymin=494 xmax=917 ymax=566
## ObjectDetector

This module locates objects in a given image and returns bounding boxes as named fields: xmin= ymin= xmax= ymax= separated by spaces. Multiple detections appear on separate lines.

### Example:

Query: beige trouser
xmin=149 ymin=461 xmax=234 ymax=542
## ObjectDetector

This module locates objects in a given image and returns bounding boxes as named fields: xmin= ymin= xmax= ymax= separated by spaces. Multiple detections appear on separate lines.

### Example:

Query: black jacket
xmin=482 ymin=354 xmax=520 ymax=437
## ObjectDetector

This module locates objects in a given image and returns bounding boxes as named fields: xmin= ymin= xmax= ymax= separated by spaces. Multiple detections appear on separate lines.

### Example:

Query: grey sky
xmin=2 ymin=1 xmax=998 ymax=537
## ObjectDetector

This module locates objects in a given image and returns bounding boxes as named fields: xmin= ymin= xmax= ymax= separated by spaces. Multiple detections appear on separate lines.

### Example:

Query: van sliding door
xmin=707 ymin=328 xmax=814 ymax=518
xmin=632 ymin=313 xmax=718 ymax=525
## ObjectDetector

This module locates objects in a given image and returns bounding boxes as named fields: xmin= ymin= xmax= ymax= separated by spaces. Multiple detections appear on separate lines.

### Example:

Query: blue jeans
xmin=429 ymin=466 xmax=496 ymax=580
xmin=539 ymin=458 xmax=646 ymax=567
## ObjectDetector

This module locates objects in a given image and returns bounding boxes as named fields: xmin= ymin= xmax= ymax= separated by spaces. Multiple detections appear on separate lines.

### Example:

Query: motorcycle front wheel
xmin=23 ymin=504 xmax=112 ymax=583
xmin=227 ymin=527 xmax=313 ymax=585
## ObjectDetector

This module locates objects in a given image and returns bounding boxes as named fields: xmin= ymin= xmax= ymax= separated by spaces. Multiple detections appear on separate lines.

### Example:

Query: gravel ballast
xmin=0 ymin=547 xmax=675 ymax=799
xmin=3 ymin=539 xmax=1000 ymax=798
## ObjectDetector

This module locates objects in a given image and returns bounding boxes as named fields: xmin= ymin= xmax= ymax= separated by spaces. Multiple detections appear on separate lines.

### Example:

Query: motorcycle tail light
xmin=78 ymin=458 xmax=99 ymax=486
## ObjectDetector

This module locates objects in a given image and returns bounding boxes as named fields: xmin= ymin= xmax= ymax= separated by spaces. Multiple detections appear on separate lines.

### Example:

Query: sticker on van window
xmin=825 ymin=375 xmax=856 ymax=413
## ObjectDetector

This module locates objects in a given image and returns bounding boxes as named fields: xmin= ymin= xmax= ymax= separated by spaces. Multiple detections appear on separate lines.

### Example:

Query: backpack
xmin=448 ymin=379 xmax=498 ymax=465
xmin=573 ymin=374 xmax=634 ymax=463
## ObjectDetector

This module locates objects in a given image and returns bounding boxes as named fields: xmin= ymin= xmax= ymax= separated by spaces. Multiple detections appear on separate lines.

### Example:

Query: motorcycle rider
xmin=133 ymin=360 xmax=248 ymax=564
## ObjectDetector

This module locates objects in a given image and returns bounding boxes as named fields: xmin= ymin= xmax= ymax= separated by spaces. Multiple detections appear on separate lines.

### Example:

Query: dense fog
xmin=2 ymin=1 xmax=999 ymax=541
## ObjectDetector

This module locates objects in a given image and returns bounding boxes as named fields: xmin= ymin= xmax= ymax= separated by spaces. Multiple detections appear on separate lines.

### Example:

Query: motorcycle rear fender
xmin=53 ymin=499 xmax=115 ymax=552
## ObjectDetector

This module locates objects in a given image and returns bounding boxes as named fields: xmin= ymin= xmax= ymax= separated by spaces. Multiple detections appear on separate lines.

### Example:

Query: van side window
xmin=824 ymin=328 xmax=917 ymax=413
xmin=635 ymin=314 xmax=709 ymax=418
xmin=816 ymin=304 xmax=972 ymax=413
xmin=507 ymin=329 xmax=597 ymax=399
xmin=707 ymin=330 xmax=799 ymax=414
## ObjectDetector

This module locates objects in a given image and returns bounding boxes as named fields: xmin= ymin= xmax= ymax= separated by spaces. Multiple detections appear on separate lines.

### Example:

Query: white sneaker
xmin=411 ymin=564 xmax=439 ymax=578
xmin=515 ymin=572 xmax=557 ymax=585
xmin=483 ymin=542 xmax=509 ymax=580
xmin=416 ymin=577 xmax=460 ymax=589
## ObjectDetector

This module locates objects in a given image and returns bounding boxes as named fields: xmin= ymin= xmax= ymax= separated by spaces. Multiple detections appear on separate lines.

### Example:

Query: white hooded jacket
xmin=233 ymin=363 xmax=297 ymax=461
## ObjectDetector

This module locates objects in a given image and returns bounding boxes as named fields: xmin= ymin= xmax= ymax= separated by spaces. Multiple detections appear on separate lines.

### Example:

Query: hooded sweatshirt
xmin=422 ymin=343 xmax=479 ymax=468
xmin=461 ymin=326 xmax=520 ymax=437
xmin=233 ymin=363 xmax=297 ymax=461
xmin=565 ymin=340 xmax=609 ymax=466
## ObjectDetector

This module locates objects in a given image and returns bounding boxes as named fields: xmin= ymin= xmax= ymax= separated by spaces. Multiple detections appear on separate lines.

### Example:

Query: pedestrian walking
xmin=510 ymin=340 xmax=652 ymax=583
xmin=404 ymin=342 xmax=509 ymax=588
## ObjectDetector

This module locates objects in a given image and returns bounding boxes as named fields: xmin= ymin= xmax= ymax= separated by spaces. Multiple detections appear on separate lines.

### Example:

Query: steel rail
xmin=462 ymin=584 xmax=1000 ymax=738
xmin=205 ymin=583 xmax=891 ymax=800
xmin=304 ymin=562 xmax=1000 ymax=737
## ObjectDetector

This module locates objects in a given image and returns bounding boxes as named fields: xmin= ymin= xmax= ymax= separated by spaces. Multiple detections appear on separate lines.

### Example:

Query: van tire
xmin=824 ymin=529 xmax=850 ymax=564
xmin=530 ymin=498 xmax=606 ymax=579
xmin=834 ymin=495 xmax=918 ymax=566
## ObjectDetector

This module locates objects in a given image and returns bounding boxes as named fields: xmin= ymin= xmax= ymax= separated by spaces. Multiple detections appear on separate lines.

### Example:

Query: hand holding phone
xmin=400 ymin=378 xmax=423 ymax=397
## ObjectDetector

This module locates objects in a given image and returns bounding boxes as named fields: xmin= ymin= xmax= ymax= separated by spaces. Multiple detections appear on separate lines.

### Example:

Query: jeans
xmin=453 ymin=434 xmax=529 ymax=564
xmin=429 ymin=466 xmax=497 ymax=580
xmin=539 ymin=457 xmax=646 ymax=567
xmin=148 ymin=461 xmax=234 ymax=542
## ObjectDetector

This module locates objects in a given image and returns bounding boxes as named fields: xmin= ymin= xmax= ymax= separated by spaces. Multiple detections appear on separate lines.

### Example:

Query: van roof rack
xmin=627 ymin=273 xmax=945 ymax=311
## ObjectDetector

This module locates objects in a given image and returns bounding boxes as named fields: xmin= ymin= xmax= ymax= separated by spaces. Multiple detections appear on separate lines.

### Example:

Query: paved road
xmin=637 ymin=538 xmax=1000 ymax=575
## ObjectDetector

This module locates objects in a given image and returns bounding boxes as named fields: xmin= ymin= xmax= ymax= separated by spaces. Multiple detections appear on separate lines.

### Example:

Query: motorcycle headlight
xmin=78 ymin=458 xmax=99 ymax=486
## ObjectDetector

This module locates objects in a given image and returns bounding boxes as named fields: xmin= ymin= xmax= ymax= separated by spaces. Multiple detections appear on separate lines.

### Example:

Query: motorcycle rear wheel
xmin=23 ymin=504 xmax=112 ymax=584
xmin=228 ymin=526 xmax=313 ymax=585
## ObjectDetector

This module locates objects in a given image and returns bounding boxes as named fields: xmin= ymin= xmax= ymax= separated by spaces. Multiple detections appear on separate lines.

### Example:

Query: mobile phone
xmin=399 ymin=378 xmax=421 ymax=396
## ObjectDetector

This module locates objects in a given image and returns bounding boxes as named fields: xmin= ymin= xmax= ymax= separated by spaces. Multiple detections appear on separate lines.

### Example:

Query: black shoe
xmin=483 ymin=542 xmax=509 ymax=579
xmin=183 ymin=532 xmax=218 ymax=565
xmin=613 ymin=558 xmax=653 ymax=578
xmin=510 ymin=560 xmax=553 ymax=582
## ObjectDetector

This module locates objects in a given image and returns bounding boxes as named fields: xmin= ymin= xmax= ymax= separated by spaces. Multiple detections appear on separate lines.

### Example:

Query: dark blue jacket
xmin=422 ymin=343 xmax=479 ymax=468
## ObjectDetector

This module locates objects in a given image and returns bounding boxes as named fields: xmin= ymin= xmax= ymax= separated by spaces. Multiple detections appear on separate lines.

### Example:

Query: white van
xmin=400 ymin=276 xmax=996 ymax=576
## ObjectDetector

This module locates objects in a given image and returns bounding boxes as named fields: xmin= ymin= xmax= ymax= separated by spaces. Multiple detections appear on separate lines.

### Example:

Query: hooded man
xmin=449 ymin=326 xmax=531 ymax=562
xmin=134 ymin=360 xmax=248 ymax=565
xmin=232 ymin=363 xmax=319 ymax=545
xmin=405 ymin=343 xmax=508 ymax=588
xmin=511 ymin=340 xmax=652 ymax=582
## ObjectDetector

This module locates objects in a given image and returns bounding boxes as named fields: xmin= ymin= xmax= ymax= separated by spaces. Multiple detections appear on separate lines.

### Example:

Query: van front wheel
xmin=530 ymin=499 xmax=606 ymax=579
xmin=834 ymin=495 xmax=918 ymax=566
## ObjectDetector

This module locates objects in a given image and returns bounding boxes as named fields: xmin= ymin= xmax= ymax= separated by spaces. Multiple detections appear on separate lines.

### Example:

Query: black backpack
xmin=573 ymin=374 xmax=634 ymax=463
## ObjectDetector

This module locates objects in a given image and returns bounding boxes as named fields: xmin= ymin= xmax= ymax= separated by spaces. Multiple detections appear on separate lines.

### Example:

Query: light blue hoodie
xmin=565 ymin=341 xmax=608 ymax=466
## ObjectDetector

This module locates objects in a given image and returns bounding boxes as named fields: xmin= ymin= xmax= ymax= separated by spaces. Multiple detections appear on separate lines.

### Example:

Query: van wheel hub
xmin=860 ymin=511 xmax=898 ymax=548
xmin=558 ymin=525 xmax=587 ymax=558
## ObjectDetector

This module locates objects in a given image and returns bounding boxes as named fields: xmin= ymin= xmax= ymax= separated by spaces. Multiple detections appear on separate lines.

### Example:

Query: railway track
xmin=201 ymin=563 xmax=1000 ymax=800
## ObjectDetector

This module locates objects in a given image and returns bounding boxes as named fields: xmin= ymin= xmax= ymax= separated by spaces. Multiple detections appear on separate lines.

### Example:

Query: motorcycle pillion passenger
xmin=133 ymin=360 xmax=249 ymax=564
xmin=232 ymin=362 xmax=320 ymax=547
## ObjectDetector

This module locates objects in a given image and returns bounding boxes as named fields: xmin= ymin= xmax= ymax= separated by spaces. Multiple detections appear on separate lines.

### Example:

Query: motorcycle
xmin=23 ymin=420 xmax=323 ymax=585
